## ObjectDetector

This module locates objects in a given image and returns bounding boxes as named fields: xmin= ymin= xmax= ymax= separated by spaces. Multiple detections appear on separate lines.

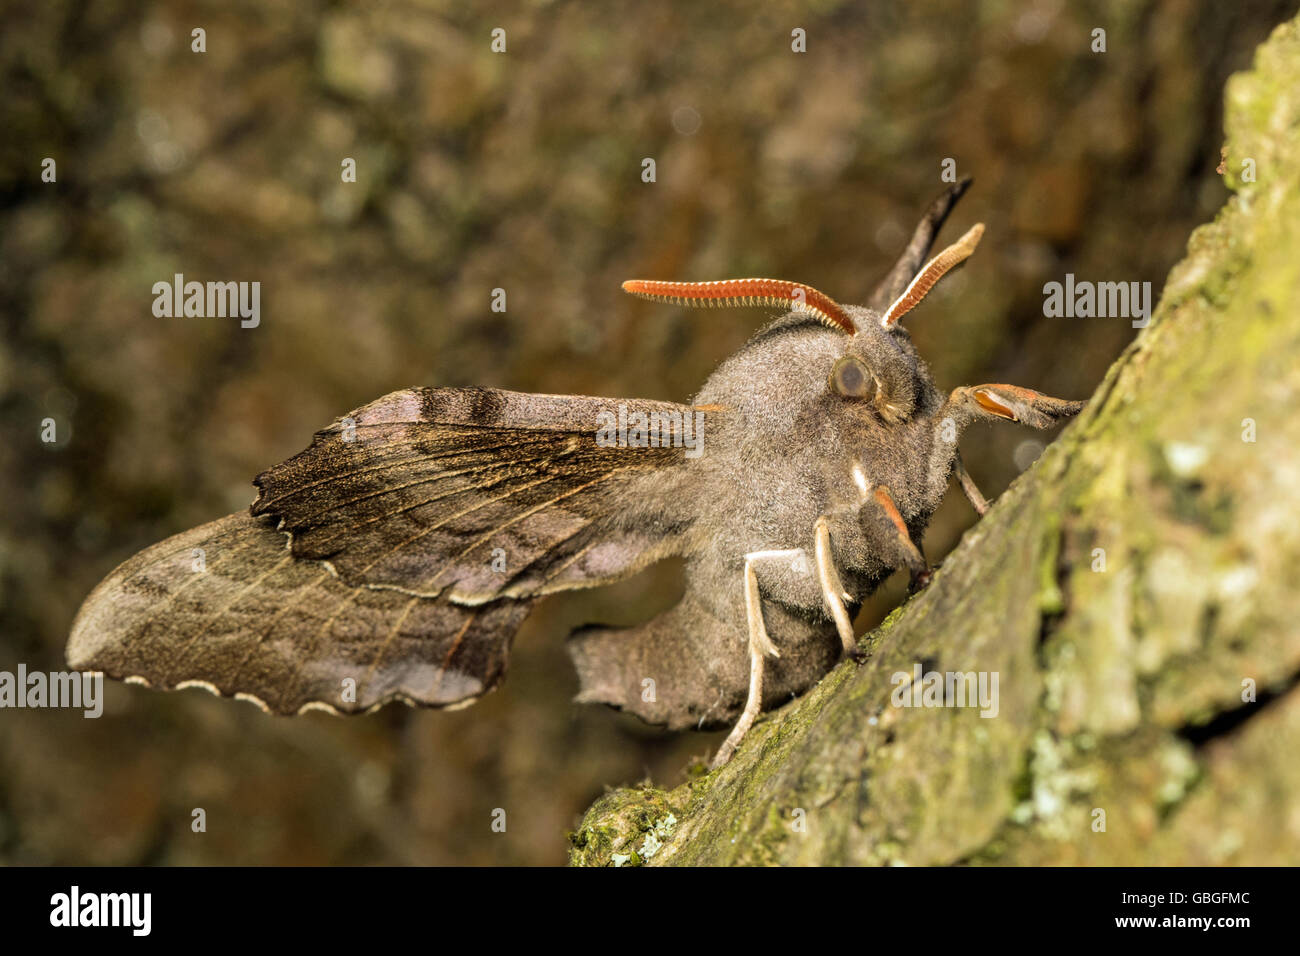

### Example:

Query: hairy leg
xmin=711 ymin=549 xmax=799 ymax=768
xmin=954 ymin=449 xmax=990 ymax=516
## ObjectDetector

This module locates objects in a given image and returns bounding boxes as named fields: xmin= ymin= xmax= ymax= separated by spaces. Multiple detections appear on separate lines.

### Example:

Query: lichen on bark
xmin=569 ymin=15 xmax=1300 ymax=867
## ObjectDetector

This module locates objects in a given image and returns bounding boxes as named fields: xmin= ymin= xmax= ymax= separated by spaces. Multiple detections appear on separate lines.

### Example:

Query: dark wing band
xmin=251 ymin=387 xmax=709 ymax=601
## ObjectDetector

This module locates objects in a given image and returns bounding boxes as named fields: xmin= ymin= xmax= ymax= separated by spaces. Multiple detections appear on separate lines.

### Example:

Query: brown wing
xmin=250 ymin=387 xmax=707 ymax=601
xmin=67 ymin=387 xmax=710 ymax=714
xmin=67 ymin=513 xmax=532 ymax=714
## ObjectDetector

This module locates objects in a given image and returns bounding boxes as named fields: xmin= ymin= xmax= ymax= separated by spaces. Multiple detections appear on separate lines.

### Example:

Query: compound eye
xmin=830 ymin=356 xmax=877 ymax=400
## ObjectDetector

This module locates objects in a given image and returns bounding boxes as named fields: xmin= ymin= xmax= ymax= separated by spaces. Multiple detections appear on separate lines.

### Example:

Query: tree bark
xmin=568 ymin=16 xmax=1300 ymax=867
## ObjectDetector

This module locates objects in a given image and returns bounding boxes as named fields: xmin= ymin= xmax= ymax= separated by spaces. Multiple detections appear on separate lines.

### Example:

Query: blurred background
xmin=1 ymin=0 xmax=1295 ymax=865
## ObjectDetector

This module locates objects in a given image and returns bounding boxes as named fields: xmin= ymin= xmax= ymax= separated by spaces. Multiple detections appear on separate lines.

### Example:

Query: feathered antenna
xmin=621 ymin=278 xmax=856 ymax=335
xmin=880 ymin=223 xmax=985 ymax=327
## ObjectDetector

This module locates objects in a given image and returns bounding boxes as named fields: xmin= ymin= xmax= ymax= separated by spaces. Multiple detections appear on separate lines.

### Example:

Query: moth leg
xmin=953 ymin=450 xmax=990 ymax=516
xmin=710 ymin=550 xmax=795 ymax=769
xmin=813 ymin=516 xmax=859 ymax=660
xmin=866 ymin=485 xmax=930 ymax=592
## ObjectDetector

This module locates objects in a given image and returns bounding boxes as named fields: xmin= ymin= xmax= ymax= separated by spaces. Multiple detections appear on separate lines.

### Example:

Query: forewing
xmin=250 ymin=387 xmax=706 ymax=602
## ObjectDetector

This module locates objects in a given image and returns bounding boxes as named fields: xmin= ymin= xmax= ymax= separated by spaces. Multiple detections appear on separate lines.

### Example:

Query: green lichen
xmin=1035 ymin=516 xmax=1066 ymax=617
xmin=568 ymin=786 xmax=686 ymax=867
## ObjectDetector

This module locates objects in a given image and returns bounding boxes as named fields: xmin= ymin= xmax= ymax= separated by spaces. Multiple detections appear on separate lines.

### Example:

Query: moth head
xmin=621 ymin=222 xmax=984 ymax=427
xmin=825 ymin=322 xmax=920 ymax=424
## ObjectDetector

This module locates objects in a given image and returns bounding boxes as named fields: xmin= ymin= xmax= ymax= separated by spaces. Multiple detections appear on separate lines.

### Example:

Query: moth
xmin=67 ymin=180 xmax=1083 ymax=767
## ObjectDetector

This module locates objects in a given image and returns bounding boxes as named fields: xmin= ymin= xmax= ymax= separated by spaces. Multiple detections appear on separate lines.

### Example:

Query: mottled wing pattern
xmin=67 ymin=513 xmax=531 ymax=714
xmin=68 ymin=386 xmax=709 ymax=715
xmin=251 ymin=387 xmax=703 ymax=601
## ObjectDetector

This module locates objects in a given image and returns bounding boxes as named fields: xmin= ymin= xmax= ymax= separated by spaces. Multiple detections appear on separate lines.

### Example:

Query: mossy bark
xmin=569 ymin=16 xmax=1300 ymax=867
